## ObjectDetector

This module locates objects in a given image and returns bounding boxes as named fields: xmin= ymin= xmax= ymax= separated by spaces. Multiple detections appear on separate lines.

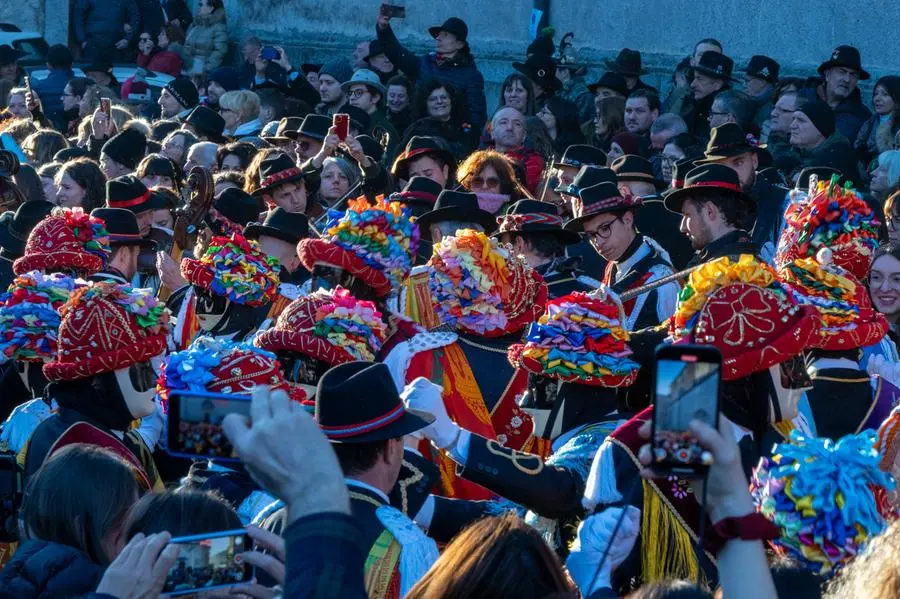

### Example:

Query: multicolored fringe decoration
xmin=313 ymin=287 xmax=386 ymax=361
xmin=184 ymin=234 xmax=281 ymax=307
xmin=0 ymin=270 xmax=79 ymax=363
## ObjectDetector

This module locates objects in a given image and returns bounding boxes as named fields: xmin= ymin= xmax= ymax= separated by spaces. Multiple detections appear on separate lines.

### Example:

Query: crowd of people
xmin=2 ymin=3 xmax=900 ymax=599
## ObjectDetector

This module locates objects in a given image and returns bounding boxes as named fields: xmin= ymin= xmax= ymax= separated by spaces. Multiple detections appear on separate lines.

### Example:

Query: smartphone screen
xmin=380 ymin=2 xmax=406 ymax=18
xmin=163 ymin=530 xmax=252 ymax=596
xmin=261 ymin=46 xmax=280 ymax=61
xmin=333 ymin=113 xmax=349 ymax=141
xmin=100 ymin=97 xmax=111 ymax=115
xmin=651 ymin=345 xmax=721 ymax=477
xmin=166 ymin=391 xmax=251 ymax=462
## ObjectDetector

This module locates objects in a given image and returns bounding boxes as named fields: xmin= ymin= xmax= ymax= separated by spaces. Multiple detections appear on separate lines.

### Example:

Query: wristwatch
xmin=704 ymin=512 xmax=780 ymax=555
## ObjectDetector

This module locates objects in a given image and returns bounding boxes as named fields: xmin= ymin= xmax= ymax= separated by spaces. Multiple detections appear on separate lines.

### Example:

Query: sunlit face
xmin=207 ymin=80 xmax=226 ymax=104
xmin=408 ymin=155 xmax=448 ymax=188
xmin=101 ymin=154 xmax=131 ymax=179
xmin=387 ymin=84 xmax=409 ymax=113
xmin=220 ymin=153 xmax=244 ymax=172
xmin=158 ymin=88 xmax=182 ymax=118
xmin=870 ymin=254 xmax=900 ymax=318
xmin=318 ymin=74 xmax=343 ymax=104
xmin=679 ymin=198 xmax=715 ymax=249
xmin=162 ymin=134 xmax=186 ymax=164
xmin=824 ymin=66 xmax=859 ymax=101
xmin=624 ymin=97 xmax=657 ymax=134
xmin=6 ymin=92 xmax=28 ymax=118
xmin=320 ymin=161 xmax=350 ymax=201
xmin=61 ymin=84 xmax=81 ymax=111
xmin=491 ymin=107 xmax=525 ymax=149
xmin=348 ymin=84 xmax=379 ymax=114
xmin=582 ymin=211 xmax=633 ymax=261
xmin=151 ymin=208 xmax=174 ymax=230
xmin=770 ymin=94 xmax=799 ymax=135
xmin=716 ymin=151 xmax=758 ymax=191
xmin=504 ymin=79 xmax=528 ymax=112
xmin=141 ymin=174 xmax=175 ymax=190
xmin=691 ymin=72 xmax=722 ymax=100
xmin=661 ymin=142 xmax=686 ymax=182
xmin=427 ymin=87 xmax=452 ymax=121
xmin=468 ymin=164 xmax=502 ymax=194
xmin=790 ymin=111 xmax=826 ymax=149
xmin=708 ymin=97 xmax=734 ymax=129
xmin=268 ymin=180 xmax=307 ymax=213
xmin=56 ymin=173 xmax=86 ymax=207
xmin=136 ymin=211 xmax=154 ymax=237
xmin=219 ymin=106 xmax=240 ymax=131
xmin=874 ymin=84 xmax=895 ymax=116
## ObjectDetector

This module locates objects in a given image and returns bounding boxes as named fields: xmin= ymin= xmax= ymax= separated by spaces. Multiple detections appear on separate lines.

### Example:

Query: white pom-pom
xmin=816 ymin=247 xmax=833 ymax=266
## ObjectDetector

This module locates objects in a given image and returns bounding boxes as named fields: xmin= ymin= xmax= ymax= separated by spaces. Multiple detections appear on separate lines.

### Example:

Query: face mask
xmin=311 ymin=263 xmax=358 ymax=292
xmin=113 ymin=358 xmax=161 ymax=419
xmin=195 ymin=288 xmax=230 ymax=331
xmin=17 ymin=360 xmax=49 ymax=397
xmin=767 ymin=359 xmax=811 ymax=423
xmin=474 ymin=192 xmax=511 ymax=215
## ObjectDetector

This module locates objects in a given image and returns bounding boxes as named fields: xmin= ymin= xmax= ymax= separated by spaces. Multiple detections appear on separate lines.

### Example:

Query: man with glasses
xmin=766 ymin=90 xmax=803 ymax=163
xmin=564 ymin=181 xmax=677 ymax=330
xmin=342 ymin=69 xmax=399 ymax=158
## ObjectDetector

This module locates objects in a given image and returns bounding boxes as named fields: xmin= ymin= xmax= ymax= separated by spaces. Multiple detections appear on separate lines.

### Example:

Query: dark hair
xmin=22 ymin=445 xmax=140 ymax=566
xmin=498 ymin=73 xmax=537 ymax=116
xmin=332 ymin=439 xmax=390 ymax=475
xmin=666 ymin=132 xmax=705 ymax=159
xmin=214 ymin=169 xmax=246 ymax=190
xmin=150 ymin=119 xmax=180 ymax=142
xmin=692 ymin=190 xmax=753 ymax=230
xmin=769 ymin=561 xmax=823 ymax=599
xmin=713 ymin=90 xmax=755 ymax=131
xmin=457 ymin=149 xmax=531 ymax=200
xmin=626 ymin=580 xmax=712 ymax=599
xmin=875 ymin=76 xmax=900 ymax=134
xmin=542 ymin=96 xmax=584 ymax=150
xmin=773 ymin=77 xmax=807 ymax=102
xmin=37 ymin=161 xmax=63 ymax=180
xmin=216 ymin=141 xmax=258 ymax=171
xmin=596 ymin=96 xmax=626 ymax=136
xmin=406 ymin=513 xmax=575 ymax=599
xmin=387 ymin=74 xmax=413 ymax=97
xmin=56 ymin=158 xmax=107 ymax=211
xmin=255 ymin=87 xmax=286 ymax=122
xmin=23 ymin=129 xmax=69 ymax=167
xmin=67 ymin=77 xmax=95 ymax=100
xmin=628 ymin=89 xmax=661 ymax=112
xmin=514 ymin=231 xmax=564 ymax=260
xmin=125 ymin=489 xmax=241 ymax=539
xmin=414 ymin=79 xmax=468 ymax=125
xmin=46 ymin=44 xmax=73 ymax=69
xmin=693 ymin=38 xmax=723 ymax=53
xmin=13 ymin=163 xmax=45 ymax=204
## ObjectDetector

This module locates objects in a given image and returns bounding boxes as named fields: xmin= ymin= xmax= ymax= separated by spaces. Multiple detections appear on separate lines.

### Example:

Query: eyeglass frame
xmin=581 ymin=215 xmax=622 ymax=241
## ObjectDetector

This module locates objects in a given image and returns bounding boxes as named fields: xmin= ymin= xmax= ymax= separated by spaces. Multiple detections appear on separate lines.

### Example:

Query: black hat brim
xmin=415 ymin=206 xmax=499 ymax=239
xmin=244 ymin=224 xmax=301 ymax=245
xmin=663 ymin=185 xmax=754 ymax=214
xmin=328 ymin=408 xmax=434 ymax=444
xmin=391 ymin=148 xmax=456 ymax=181
xmin=603 ymin=59 xmax=648 ymax=77
xmin=492 ymin=225 xmax=581 ymax=245
xmin=251 ymin=171 xmax=307 ymax=197
xmin=817 ymin=61 xmax=871 ymax=81
xmin=0 ymin=223 xmax=24 ymax=256
xmin=110 ymin=236 xmax=158 ymax=249
xmin=511 ymin=62 xmax=562 ymax=92
xmin=691 ymin=66 xmax=738 ymax=83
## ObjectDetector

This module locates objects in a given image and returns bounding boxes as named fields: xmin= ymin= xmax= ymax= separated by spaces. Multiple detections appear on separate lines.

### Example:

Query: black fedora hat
xmin=415 ymin=189 xmax=498 ymax=238
xmin=264 ymin=116 xmax=304 ymax=141
xmin=494 ymin=199 xmax=580 ymax=245
xmin=745 ymin=55 xmax=780 ymax=84
xmin=316 ymin=361 xmax=434 ymax=443
xmin=364 ymin=39 xmax=389 ymax=62
xmin=297 ymin=114 xmax=331 ymax=141
xmin=512 ymin=54 xmax=561 ymax=92
xmin=184 ymin=106 xmax=226 ymax=143
xmin=215 ymin=188 xmax=263 ymax=226
xmin=556 ymin=165 xmax=617 ymax=194
xmin=356 ymin=134 xmax=384 ymax=163
xmin=604 ymin=48 xmax=647 ymax=77
xmin=587 ymin=72 xmax=629 ymax=97
xmin=692 ymin=51 xmax=736 ymax=82
xmin=428 ymin=17 xmax=468 ymax=43
xmin=390 ymin=176 xmax=443 ymax=208
xmin=0 ymin=45 xmax=26 ymax=65
xmin=391 ymin=136 xmax=456 ymax=181
xmin=0 ymin=200 xmax=55 ymax=258
xmin=611 ymin=154 xmax=666 ymax=190
xmin=252 ymin=153 xmax=306 ymax=197
xmin=564 ymin=182 xmax=641 ymax=232
xmin=301 ymin=63 xmax=323 ymax=75
xmin=695 ymin=123 xmax=766 ymax=163
xmin=551 ymin=144 xmax=608 ymax=171
xmin=663 ymin=164 xmax=754 ymax=213
xmin=245 ymin=207 xmax=310 ymax=245
xmin=662 ymin=157 xmax=699 ymax=196
xmin=106 ymin=175 xmax=155 ymax=214
xmin=102 ymin=129 xmax=147 ymax=170
xmin=817 ymin=45 xmax=870 ymax=80
xmin=793 ymin=166 xmax=845 ymax=191
xmin=90 ymin=208 xmax=156 ymax=249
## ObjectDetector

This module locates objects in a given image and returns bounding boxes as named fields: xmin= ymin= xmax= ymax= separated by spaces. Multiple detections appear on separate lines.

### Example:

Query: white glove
xmin=400 ymin=377 xmax=460 ymax=449
xmin=867 ymin=354 xmax=900 ymax=388
xmin=566 ymin=506 xmax=641 ymax=596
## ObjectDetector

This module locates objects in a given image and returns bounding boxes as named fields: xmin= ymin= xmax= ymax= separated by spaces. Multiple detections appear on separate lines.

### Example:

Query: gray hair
xmin=713 ymin=90 xmax=755 ymax=129
xmin=321 ymin=156 xmax=360 ymax=189
xmin=188 ymin=142 xmax=218 ymax=167
xmin=434 ymin=220 xmax=485 ymax=238
xmin=649 ymin=113 xmax=688 ymax=136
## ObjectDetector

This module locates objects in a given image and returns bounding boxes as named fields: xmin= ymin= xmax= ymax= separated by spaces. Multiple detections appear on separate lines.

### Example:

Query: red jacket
xmin=504 ymin=146 xmax=545 ymax=194
xmin=137 ymin=50 xmax=183 ymax=77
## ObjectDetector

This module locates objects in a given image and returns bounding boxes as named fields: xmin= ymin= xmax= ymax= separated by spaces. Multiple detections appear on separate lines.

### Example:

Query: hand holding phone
xmin=166 ymin=391 xmax=251 ymax=462
xmin=380 ymin=2 xmax=406 ymax=18
xmin=163 ymin=530 xmax=253 ymax=596
xmin=100 ymin=97 xmax=111 ymax=115
xmin=333 ymin=113 xmax=349 ymax=142
xmin=260 ymin=46 xmax=280 ymax=61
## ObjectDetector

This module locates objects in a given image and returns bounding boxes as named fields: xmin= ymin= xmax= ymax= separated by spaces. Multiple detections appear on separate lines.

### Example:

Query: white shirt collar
xmin=613 ymin=237 xmax=650 ymax=283
xmin=345 ymin=478 xmax=390 ymax=503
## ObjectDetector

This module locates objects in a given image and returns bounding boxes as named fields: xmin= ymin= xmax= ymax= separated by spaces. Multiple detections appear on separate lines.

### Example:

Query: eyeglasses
xmin=582 ymin=216 xmax=621 ymax=241
xmin=471 ymin=176 xmax=501 ymax=188
xmin=707 ymin=110 xmax=731 ymax=120
xmin=347 ymin=89 xmax=370 ymax=99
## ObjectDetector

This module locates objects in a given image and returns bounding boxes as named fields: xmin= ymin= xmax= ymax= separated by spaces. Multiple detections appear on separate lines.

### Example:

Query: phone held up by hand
xmin=162 ymin=529 xmax=253 ymax=596
xmin=260 ymin=46 xmax=281 ymax=61
xmin=165 ymin=390 xmax=251 ymax=463
xmin=380 ymin=1 xmax=406 ymax=18
xmin=333 ymin=113 xmax=349 ymax=141
xmin=100 ymin=97 xmax=111 ymax=115
xmin=649 ymin=344 xmax=721 ymax=478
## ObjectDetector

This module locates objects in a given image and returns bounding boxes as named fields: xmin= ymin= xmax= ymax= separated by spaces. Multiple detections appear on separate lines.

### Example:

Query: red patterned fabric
xmin=498 ymin=265 xmax=548 ymax=338
xmin=255 ymin=293 xmax=355 ymax=366
xmin=44 ymin=284 xmax=169 ymax=382
xmin=204 ymin=349 xmax=294 ymax=395
xmin=297 ymin=238 xmax=392 ymax=298
xmin=816 ymin=281 xmax=888 ymax=351
xmin=13 ymin=214 xmax=107 ymax=276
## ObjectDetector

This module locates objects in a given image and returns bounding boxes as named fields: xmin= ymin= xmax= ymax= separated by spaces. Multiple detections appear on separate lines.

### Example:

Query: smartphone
xmin=650 ymin=344 xmax=721 ymax=478
xmin=165 ymin=390 xmax=251 ymax=462
xmin=260 ymin=46 xmax=280 ymax=61
xmin=380 ymin=2 xmax=406 ymax=18
xmin=23 ymin=75 xmax=31 ymax=96
xmin=333 ymin=113 xmax=349 ymax=142
xmin=100 ymin=97 xmax=111 ymax=115
xmin=163 ymin=530 xmax=253 ymax=596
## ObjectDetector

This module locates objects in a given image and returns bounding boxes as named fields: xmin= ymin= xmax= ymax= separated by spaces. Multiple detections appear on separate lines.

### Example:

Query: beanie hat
xmin=319 ymin=59 xmax=353 ymax=84
xmin=13 ymin=208 xmax=111 ymax=276
xmin=297 ymin=197 xmax=419 ymax=299
xmin=43 ymin=282 xmax=171 ymax=382
xmin=102 ymin=129 xmax=147 ymax=170
xmin=164 ymin=76 xmax=199 ymax=109
xmin=798 ymin=100 xmax=836 ymax=139
xmin=181 ymin=233 xmax=281 ymax=307
xmin=208 ymin=67 xmax=242 ymax=92
xmin=0 ymin=270 xmax=80 ymax=363
xmin=428 ymin=229 xmax=548 ymax=337
xmin=106 ymin=175 xmax=153 ymax=214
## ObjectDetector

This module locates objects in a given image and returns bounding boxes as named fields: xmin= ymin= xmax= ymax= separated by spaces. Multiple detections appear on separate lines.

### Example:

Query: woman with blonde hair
xmin=22 ymin=129 xmax=68 ymax=167
xmin=870 ymin=150 xmax=900 ymax=203
xmin=218 ymin=90 xmax=262 ymax=138
xmin=456 ymin=149 xmax=532 ymax=214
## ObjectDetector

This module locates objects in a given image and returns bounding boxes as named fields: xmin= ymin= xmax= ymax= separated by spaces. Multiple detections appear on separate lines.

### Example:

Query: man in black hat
xmin=316 ymin=361 xmax=438 ymax=599
xmin=556 ymin=164 xmax=617 ymax=281
xmin=565 ymin=182 xmax=677 ymax=330
xmin=549 ymin=145 xmax=608 ymax=212
xmin=683 ymin=51 xmax=736 ymax=138
xmin=587 ymin=72 xmax=628 ymax=101
xmin=84 ymin=58 xmax=121 ymax=97
xmin=95 ymin=129 xmax=148 ymax=179
xmin=294 ymin=114 xmax=331 ymax=161
xmin=494 ymin=199 xmax=598 ymax=298
xmin=605 ymin=48 xmax=658 ymax=95
xmin=664 ymin=163 xmax=758 ymax=266
xmin=743 ymin=55 xmax=780 ymax=129
xmin=415 ymin=189 xmax=497 ymax=244
xmin=253 ymin=153 xmax=311 ymax=215
xmin=789 ymin=101 xmax=861 ymax=188
xmin=389 ymin=176 xmax=443 ymax=219
xmin=612 ymin=155 xmax=693 ymax=270
xmin=0 ymin=45 xmax=26 ymax=85
xmin=88 ymin=207 xmax=155 ymax=285
xmin=245 ymin=207 xmax=311 ymax=284
xmin=363 ymin=39 xmax=397 ymax=84
xmin=695 ymin=123 xmax=788 ymax=262
xmin=0 ymin=200 xmax=55 ymax=290
xmin=391 ymin=136 xmax=456 ymax=189
xmin=105 ymin=174 xmax=171 ymax=240
xmin=159 ymin=76 xmax=200 ymax=120
xmin=182 ymin=106 xmax=227 ymax=143
xmin=807 ymin=45 xmax=872 ymax=143
xmin=513 ymin=54 xmax=563 ymax=108
xmin=376 ymin=12 xmax=487 ymax=133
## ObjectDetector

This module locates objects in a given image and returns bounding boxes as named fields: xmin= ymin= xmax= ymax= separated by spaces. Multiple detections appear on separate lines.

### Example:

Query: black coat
xmin=634 ymin=194 xmax=695 ymax=270
xmin=749 ymin=176 xmax=789 ymax=253
xmin=0 ymin=539 xmax=105 ymax=599
xmin=74 ymin=0 xmax=140 ymax=53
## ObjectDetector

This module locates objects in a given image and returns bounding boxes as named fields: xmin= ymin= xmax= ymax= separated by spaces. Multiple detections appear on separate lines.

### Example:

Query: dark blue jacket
xmin=30 ymin=69 xmax=74 ymax=132
xmin=0 ymin=539 xmax=105 ymax=599
xmin=376 ymin=24 xmax=487 ymax=133
xmin=800 ymin=85 xmax=872 ymax=146
xmin=74 ymin=0 xmax=140 ymax=47
xmin=283 ymin=513 xmax=367 ymax=599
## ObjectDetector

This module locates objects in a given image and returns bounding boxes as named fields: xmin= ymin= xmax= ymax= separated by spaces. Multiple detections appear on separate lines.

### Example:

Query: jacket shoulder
xmin=0 ymin=540 xmax=103 ymax=598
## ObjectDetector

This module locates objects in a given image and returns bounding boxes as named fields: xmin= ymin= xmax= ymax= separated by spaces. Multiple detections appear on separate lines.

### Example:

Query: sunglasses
xmin=471 ymin=176 xmax=500 ymax=188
